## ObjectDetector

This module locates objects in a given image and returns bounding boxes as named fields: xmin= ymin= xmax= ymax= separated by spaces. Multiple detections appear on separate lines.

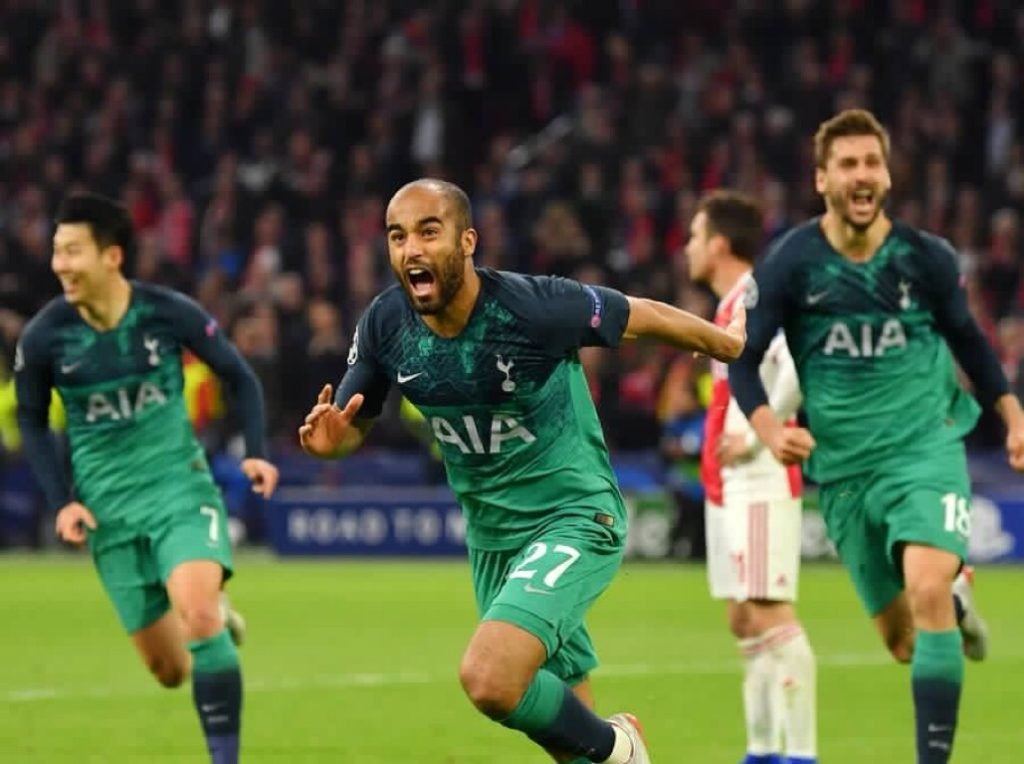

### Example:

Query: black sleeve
xmin=13 ymin=325 xmax=73 ymax=512
xmin=169 ymin=292 xmax=268 ymax=459
xmin=731 ymin=244 xmax=793 ymax=417
xmin=926 ymin=234 xmax=1009 ymax=409
xmin=334 ymin=304 xmax=391 ymax=418
xmin=515 ymin=275 xmax=631 ymax=355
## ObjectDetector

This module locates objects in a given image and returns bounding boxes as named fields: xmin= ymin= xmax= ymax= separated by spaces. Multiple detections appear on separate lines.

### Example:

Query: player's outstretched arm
xmin=622 ymin=296 xmax=746 ymax=362
xmin=299 ymin=384 xmax=372 ymax=459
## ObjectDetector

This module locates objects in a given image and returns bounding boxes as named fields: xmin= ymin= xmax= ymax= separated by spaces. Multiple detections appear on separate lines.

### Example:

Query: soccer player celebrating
xmin=730 ymin=109 xmax=1024 ymax=764
xmin=300 ymin=178 xmax=746 ymax=763
xmin=687 ymin=190 xmax=817 ymax=764
xmin=15 ymin=193 xmax=279 ymax=764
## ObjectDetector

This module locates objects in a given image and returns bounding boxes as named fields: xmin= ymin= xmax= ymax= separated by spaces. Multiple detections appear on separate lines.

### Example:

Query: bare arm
xmin=624 ymin=296 xmax=745 ymax=362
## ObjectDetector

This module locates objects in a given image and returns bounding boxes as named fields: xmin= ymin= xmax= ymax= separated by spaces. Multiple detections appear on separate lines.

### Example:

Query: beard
xmin=829 ymin=186 xmax=889 ymax=232
xmin=407 ymin=246 xmax=466 ymax=315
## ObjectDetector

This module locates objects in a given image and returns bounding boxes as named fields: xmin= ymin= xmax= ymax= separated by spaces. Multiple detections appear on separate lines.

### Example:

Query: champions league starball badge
xmin=743 ymin=277 xmax=759 ymax=309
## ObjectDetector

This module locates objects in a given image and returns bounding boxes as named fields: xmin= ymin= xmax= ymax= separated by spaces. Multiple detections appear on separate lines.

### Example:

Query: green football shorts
xmin=88 ymin=486 xmax=234 ymax=633
xmin=819 ymin=439 xmax=971 ymax=616
xmin=468 ymin=509 xmax=626 ymax=684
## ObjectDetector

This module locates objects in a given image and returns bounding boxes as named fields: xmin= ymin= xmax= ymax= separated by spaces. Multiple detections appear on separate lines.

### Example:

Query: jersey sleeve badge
xmin=743 ymin=277 xmax=759 ymax=309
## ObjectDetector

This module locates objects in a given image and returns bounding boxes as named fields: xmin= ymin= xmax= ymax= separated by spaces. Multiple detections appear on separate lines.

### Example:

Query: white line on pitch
xmin=0 ymin=652 xmax=902 ymax=703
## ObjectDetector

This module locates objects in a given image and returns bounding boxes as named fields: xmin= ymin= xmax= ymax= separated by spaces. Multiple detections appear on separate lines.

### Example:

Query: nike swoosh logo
xmin=200 ymin=703 xmax=226 ymax=713
xmin=397 ymin=371 xmax=424 ymax=384
xmin=523 ymin=584 xmax=554 ymax=595
xmin=928 ymin=724 xmax=952 ymax=733
xmin=806 ymin=291 xmax=829 ymax=305
xmin=60 ymin=361 xmax=83 ymax=374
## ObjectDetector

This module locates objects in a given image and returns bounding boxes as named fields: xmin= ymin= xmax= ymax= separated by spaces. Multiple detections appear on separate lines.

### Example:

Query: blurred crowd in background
xmin=2 ymin=0 xmax=1024 ymax=462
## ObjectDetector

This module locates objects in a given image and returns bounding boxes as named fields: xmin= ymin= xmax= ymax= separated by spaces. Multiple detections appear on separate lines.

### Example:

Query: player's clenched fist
xmin=766 ymin=426 xmax=816 ymax=465
xmin=299 ymin=384 xmax=365 ymax=458
xmin=55 ymin=501 xmax=97 ymax=546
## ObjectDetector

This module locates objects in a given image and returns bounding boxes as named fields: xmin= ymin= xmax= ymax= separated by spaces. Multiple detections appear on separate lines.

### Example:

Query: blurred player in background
xmin=688 ymin=190 xmax=817 ymax=764
xmin=300 ymin=178 xmax=746 ymax=764
xmin=731 ymin=109 xmax=1024 ymax=764
xmin=15 ymin=194 xmax=279 ymax=764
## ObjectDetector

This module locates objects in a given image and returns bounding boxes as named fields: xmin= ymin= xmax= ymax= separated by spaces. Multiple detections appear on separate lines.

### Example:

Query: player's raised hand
xmin=766 ymin=426 xmax=816 ymax=465
xmin=55 ymin=501 xmax=97 ymax=546
xmin=299 ymin=384 xmax=365 ymax=458
xmin=241 ymin=458 xmax=280 ymax=498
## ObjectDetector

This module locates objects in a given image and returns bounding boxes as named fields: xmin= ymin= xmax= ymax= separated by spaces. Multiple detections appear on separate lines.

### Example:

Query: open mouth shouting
xmin=406 ymin=265 xmax=437 ymax=301
xmin=59 ymin=276 xmax=83 ymax=300
xmin=849 ymin=186 xmax=877 ymax=217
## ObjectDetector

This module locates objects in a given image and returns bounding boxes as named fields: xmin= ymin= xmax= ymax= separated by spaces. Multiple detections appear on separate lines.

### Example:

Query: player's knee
xmin=727 ymin=601 xmax=760 ymax=638
xmin=176 ymin=602 xmax=223 ymax=640
xmin=727 ymin=607 xmax=750 ymax=639
xmin=458 ymin=657 xmax=524 ymax=719
xmin=147 ymin=654 xmax=189 ymax=688
xmin=905 ymin=576 xmax=954 ymax=622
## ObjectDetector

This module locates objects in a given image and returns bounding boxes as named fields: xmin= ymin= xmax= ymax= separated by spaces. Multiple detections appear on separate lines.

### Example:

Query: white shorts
xmin=705 ymin=495 xmax=802 ymax=602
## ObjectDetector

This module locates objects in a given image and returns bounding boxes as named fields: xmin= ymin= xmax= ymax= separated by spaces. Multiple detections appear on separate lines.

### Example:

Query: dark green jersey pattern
xmin=732 ymin=220 xmax=994 ymax=484
xmin=336 ymin=269 xmax=631 ymax=550
xmin=15 ymin=282 xmax=265 ymax=521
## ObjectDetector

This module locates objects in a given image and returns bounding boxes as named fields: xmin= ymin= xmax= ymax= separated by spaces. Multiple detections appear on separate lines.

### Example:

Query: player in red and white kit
xmin=687 ymin=191 xmax=818 ymax=764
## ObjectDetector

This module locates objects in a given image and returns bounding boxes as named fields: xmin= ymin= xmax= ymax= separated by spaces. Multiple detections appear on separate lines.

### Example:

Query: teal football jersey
xmin=733 ymin=220 xmax=984 ymax=483
xmin=15 ymin=282 xmax=266 ymax=523
xmin=337 ymin=269 xmax=632 ymax=549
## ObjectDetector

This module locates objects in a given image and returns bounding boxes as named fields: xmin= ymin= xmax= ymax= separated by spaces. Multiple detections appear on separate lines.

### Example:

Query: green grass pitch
xmin=1 ymin=554 xmax=1022 ymax=762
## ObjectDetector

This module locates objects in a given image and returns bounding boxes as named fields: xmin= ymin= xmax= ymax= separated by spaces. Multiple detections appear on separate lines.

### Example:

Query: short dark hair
xmin=55 ymin=193 xmax=135 ymax=272
xmin=400 ymin=178 xmax=473 ymax=230
xmin=814 ymin=108 xmax=891 ymax=168
xmin=697 ymin=190 xmax=764 ymax=263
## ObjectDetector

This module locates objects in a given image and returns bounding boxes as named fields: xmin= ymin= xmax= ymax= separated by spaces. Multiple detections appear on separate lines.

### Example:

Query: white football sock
xmin=739 ymin=631 xmax=783 ymax=755
xmin=770 ymin=624 xmax=817 ymax=759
